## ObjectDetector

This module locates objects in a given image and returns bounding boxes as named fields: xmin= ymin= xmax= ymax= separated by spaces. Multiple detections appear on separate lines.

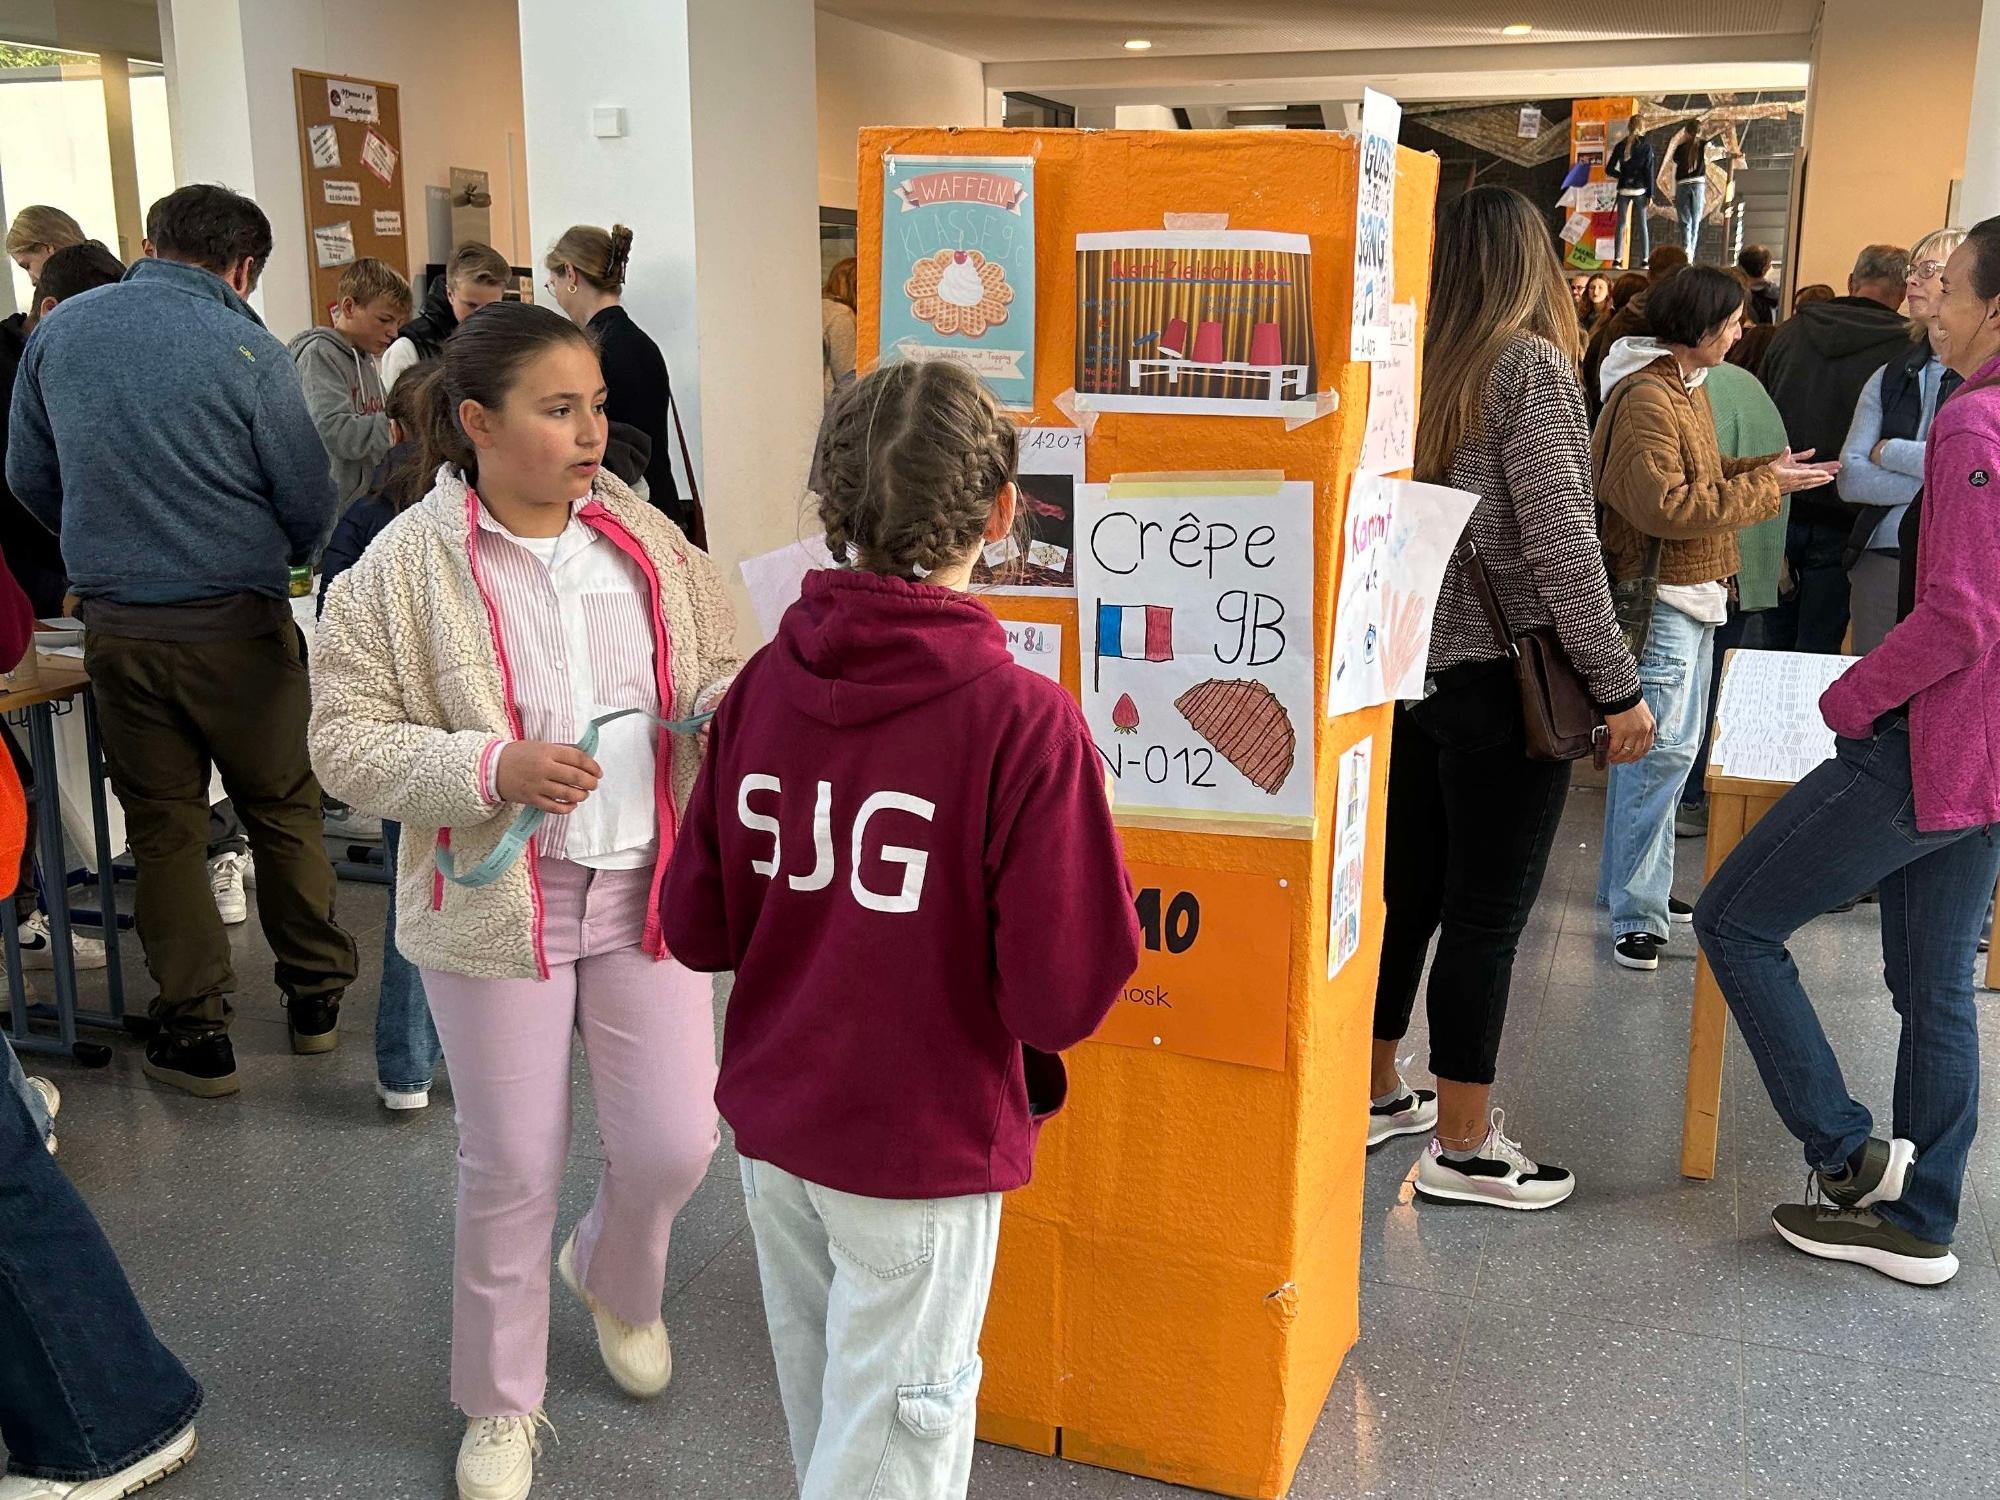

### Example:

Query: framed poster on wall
xmin=292 ymin=69 xmax=407 ymax=327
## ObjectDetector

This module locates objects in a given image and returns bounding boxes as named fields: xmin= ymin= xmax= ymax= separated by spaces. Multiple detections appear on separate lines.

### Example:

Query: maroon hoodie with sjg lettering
xmin=661 ymin=568 xmax=1140 ymax=1199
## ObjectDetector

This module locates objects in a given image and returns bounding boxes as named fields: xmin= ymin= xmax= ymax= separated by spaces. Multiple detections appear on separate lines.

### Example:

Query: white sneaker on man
xmin=0 ymin=1422 xmax=196 ymax=1498
xmin=207 ymin=851 xmax=249 ymax=925
xmin=16 ymin=911 xmax=107 ymax=971
xmin=455 ymin=1412 xmax=549 ymax=1500
xmin=559 ymin=1229 xmax=672 ymax=1397
xmin=26 ymin=1075 xmax=58 ymax=1155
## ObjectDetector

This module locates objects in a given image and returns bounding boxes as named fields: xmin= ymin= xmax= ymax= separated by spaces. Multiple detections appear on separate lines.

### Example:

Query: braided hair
xmin=812 ymin=360 xmax=1020 ymax=580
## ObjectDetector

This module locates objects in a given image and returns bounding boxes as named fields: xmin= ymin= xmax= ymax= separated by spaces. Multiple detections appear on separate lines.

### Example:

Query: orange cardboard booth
xmin=858 ymin=126 xmax=1439 ymax=1499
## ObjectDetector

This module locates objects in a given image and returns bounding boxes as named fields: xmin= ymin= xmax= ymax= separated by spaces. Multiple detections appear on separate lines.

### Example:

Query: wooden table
xmin=0 ymin=656 xmax=128 ymax=1065
xmin=1681 ymin=735 xmax=2000 ymax=1181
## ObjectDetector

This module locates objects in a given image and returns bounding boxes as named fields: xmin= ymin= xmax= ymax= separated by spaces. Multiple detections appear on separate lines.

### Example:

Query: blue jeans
xmin=1694 ymin=720 xmax=2000 ymax=1245
xmin=1765 ymin=518 xmax=1853 ymax=656
xmin=0 ymin=1068 xmax=203 ymax=1480
xmin=4 ymin=1036 xmax=52 ymax=1143
xmin=1601 ymin=600 xmax=1715 ymax=939
xmin=375 ymin=821 xmax=441 ymax=1093
xmin=1615 ymin=193 xmax=1651 ymax=266
xmin=1676 ymin=178 xmax=1706 ymax=258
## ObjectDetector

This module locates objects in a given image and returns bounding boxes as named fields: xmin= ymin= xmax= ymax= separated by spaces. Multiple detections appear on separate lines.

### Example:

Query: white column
xmin=1962 ymin=0 xmax=2000 ymax=223
xmin=518 ymin=0 xmax=822 ymax=652
xmin=154 ymin=0 xmax=257 ymax=193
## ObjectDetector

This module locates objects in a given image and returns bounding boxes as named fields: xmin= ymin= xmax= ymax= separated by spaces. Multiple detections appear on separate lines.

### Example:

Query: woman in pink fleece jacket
xmin=1694 ymin=217 xmax=2000 ymax=1288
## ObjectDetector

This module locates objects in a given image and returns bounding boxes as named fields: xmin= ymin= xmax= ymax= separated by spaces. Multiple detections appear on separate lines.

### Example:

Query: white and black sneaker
xmin=1367 ymin=1078 xmax=1438 ymax=1147
xmin=1669 ymin=897 xmax=1695 ymax=925
xmin=1614 ymin=933 xmax=1665 ymax=970
xmin=1414 ymin=1109 xmax=1575 ymax=1211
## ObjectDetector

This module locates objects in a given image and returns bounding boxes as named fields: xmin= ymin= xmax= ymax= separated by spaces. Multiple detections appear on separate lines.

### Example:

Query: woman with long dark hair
xmin=1695 ymin=217 xmax=2000 ymax=1286
xmin=1368 ymin=186 xmax=1653 ymax=1209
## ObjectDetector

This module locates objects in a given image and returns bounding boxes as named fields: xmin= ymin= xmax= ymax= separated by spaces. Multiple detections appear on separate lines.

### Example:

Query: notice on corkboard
xmin=292 ymin=69 xmax=406 ymax=327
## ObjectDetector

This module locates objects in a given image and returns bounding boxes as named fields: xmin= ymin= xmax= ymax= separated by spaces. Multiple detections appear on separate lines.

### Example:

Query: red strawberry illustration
xmin=1112 ymin=693 xmax=1141 ymax=734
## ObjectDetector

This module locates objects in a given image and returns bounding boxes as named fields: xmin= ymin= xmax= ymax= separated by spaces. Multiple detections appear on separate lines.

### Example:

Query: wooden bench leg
xmin=1681 ymin=792 xmax=1747 ymax=1180
xmin=1986 ymin=874 xmax=2000 ymax=993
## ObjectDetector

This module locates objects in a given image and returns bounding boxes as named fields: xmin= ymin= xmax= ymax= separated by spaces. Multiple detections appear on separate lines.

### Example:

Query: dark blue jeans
xmin=1694 ymin=720 xmax=2000 ymax=1244
xmin=0 ymin=1075 xmax=202 ymax=1480
xmin=1764 ymin=518 xmax=1853 ymax=656
xmin=374 ymin=821 xmax=441 ymax=1093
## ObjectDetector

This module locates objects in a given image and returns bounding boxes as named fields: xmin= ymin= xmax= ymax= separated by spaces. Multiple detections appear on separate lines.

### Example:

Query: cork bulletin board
xmin=292 ymin=69 xmax=406 ymax=327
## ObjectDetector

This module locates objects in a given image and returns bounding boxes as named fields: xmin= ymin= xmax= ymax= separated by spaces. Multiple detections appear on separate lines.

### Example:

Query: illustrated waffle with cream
xmin=904 ymin=249 xmax=1013 ymax=337
xmin=1175 ymin=678 xmax=1296 ymax=795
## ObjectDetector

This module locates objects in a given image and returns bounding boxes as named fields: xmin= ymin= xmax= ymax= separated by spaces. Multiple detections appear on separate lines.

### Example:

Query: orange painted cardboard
xmin=859 ymin=125 xmax=1439 ymax=1499
xmin=1095 ymin=862 xmax=1294 ymax=1070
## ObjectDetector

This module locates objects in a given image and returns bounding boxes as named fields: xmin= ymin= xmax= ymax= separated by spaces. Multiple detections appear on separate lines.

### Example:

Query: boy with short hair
xmin=379 ymin=239 xmax=509 ymax=392
xmin=287 ymin=257 xmax=412 ymax=509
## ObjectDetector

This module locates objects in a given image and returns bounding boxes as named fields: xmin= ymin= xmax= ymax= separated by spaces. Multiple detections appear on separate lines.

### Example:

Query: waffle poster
xmin=1073 ymin=231 xmax=1316 ymax=419
xmin=879 ymin=155 xmax=1035 ymax=410
xmin=1074 ymin=477 xmax=1316 ymax=833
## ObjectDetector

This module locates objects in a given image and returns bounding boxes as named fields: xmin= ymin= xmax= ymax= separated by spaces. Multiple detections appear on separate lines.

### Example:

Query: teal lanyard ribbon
xmin=434 ymin=706 xmax=715 ymax=889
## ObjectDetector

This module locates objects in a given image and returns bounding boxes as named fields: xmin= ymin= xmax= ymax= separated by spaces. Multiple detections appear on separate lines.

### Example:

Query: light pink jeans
xmin=423 ymin=857 xmax=720 ymax=1417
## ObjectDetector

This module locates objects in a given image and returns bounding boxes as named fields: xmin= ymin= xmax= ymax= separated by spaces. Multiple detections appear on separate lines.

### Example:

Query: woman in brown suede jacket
xmin=1593 ymin=266 xmax=1839 ymax=971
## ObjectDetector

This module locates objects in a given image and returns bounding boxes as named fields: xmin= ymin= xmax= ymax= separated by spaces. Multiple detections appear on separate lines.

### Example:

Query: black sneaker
xmin=1613 ymin=933 xmax=1665 ymax=971
xmin=142 ymin=1032 xmax=240 ymax=1098
xmin=1772 ymin=1202 xmax=1958 ymax=1285
xmin=1367 ymin=1082 xmax=1439 ymax=1147
xmin=285 ymin=991 xmax=341 ymax=1055
xmin=1668 ymin=897 xmax=1695 ymax=925
xmin=1816 ymin=1136 xmax=1917 ymax=1210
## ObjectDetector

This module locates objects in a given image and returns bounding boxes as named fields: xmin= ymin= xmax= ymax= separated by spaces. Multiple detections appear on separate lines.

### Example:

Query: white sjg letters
xmin=736 ymin=775 xmax=937 ymax=914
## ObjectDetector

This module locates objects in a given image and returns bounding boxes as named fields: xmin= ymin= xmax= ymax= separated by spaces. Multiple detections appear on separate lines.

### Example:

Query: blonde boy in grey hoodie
xmin=287 ymin=258 xmax=411 ymax=511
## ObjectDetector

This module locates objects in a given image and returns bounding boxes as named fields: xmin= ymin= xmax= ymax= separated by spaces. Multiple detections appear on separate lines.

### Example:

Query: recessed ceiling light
xmin=1124 ymin=38 xmax=1153 ymax=51
xmin=1502 ymin=22 xmax=1534 ymax=35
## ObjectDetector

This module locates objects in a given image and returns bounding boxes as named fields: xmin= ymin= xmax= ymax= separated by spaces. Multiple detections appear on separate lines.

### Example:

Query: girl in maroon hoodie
xmin=661 ymin=360 xmax=1140 ymax=1500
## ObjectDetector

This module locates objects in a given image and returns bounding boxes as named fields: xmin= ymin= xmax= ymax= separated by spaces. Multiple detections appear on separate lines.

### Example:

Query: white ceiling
xmin=815 ymin=0 xmax=1823 ymax=64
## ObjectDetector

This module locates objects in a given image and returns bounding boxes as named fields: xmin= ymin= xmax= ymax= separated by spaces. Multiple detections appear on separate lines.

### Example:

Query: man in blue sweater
xmin=5 ymin=184 xmax=356 ymax=1097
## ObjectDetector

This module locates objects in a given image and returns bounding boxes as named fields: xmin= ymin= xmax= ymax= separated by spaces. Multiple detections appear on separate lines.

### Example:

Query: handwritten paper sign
xmin=1092 ymin=862 xmax=1293 ymax=1071
xmin=1561 ymin=210 xmax=1592 ymax=245
xmin=976 ymin=426 xmax=1084 ymax=593
xmin=1075 ymin=478 xmax=1316 ymax=833
xmin=312 ymin=221 xmax=357 ymax=269
xmin=1519 ymin=106 xmax=1544 ymax=139
xmin=1074 ymin=230 xmax=1316 ymax=419
xmin=326 ymin=78 xmax=378 ymax=123
xmin=879 ymin=155 xmax=1036 ymax=410
xmin=1326 ymin=474 xmax=1479 ymax=718
xmin=373 ymin=209 xmax=403 ymax=236
xmin=361 ymin=129 xmax=398 ymax=186
xmin=1358 ymin=303 xmax=1418 ymax=473
xmin=322 ymin=180 xmax=361 ymax=206
xmin=1328 ymin=737 xmax=1373 ymax=978
xmin=995 ymin=619 xmax=1062 ymax=682
xmin=1710 ymin=649 xmax=1860 ymax=784
xmin=308 ymin=124 xmax=340 ymax=169
xmin=1351 ymin=87 xmax=1402 ymax=362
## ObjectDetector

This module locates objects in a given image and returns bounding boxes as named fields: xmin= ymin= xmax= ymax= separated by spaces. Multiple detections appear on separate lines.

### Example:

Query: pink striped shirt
xmin=474 ymin=503 xmax=662 ymax=868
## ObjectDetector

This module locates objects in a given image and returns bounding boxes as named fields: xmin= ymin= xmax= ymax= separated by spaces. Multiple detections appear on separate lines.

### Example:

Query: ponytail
xmin=404 ymin=364 xmax=477 ymax=487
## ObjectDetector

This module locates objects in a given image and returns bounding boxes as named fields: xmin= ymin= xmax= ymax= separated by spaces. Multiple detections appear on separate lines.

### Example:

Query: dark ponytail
xmin=405 ymin=300 xmax=598 ymax=490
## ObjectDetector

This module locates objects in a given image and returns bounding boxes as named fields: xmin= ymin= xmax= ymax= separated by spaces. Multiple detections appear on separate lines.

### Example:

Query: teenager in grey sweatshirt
xmin=287 ymin=324 xmax=390 ymax=508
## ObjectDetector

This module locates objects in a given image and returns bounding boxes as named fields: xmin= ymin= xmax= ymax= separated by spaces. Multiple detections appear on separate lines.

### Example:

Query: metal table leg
xmin=82 ymin=690 xmax=124 ymax=1023
xmin=17 ymin=701 xmax=109 ymax=1064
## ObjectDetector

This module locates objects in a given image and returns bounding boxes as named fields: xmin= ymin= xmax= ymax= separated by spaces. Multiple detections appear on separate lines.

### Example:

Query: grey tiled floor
xmin=14 ymin=785 xmax=2000 ymax=1497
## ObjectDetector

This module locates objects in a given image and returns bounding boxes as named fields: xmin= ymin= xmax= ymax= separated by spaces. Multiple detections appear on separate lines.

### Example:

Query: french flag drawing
xmin=1094 ymin=602 xmax=1173 ymax=690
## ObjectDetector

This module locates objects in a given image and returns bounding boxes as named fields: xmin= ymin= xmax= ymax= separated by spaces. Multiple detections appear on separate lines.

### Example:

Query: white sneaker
xmin=377 ymin=1080 xmax=430 ymax=1111
xmin=1414 ymin=1109 xmax=1576 ymax=1211
xmin=324 ymin=806 xmax=383 ymax=842
xmin=16 ymin=912 xmax=107 ymax=971
xmin=0 ymin=1422 xmax=197 ymax=1497
xmin=207 ymin=852 xmax=249 ymax=926
xmin=456 ymin=1412 xmax=550 ymax=1500
xmin=27 ymin=1075 xmax=58 ymax=1155
xmin=1367 ymin=1076 xmax=1439 ymax=1147
xmin=558 ymin=1229 xmax=672 ymax=1397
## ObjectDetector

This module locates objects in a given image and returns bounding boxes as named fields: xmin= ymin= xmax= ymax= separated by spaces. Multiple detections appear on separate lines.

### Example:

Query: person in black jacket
xmin=1606 ymin=114 xmax=1659 ymax=267
xmin=1758 ymin=242 xmax=1914 ymax=652
xmin=543 ymin=223 xmax=694 ymax=536
xmin=379 ymin=240 xmax=508 ymax=394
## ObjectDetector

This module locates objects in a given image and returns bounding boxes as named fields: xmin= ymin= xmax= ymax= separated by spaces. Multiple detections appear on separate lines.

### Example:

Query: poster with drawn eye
xmin=1351 ymin=87 xmax=1402 ymax=362
xmin=974 ymin=425 xmax=1084 ymax=593
xmin=1074 ymin=477 xmax=1316 ymax=834
xmin=1328 ymin=736 xmax=1373 ymax=979
xmin=1325 ymin=473 xmax=1480 ymax=718
xmin=879 ymin=155 xmax=1035 ymax=411
xmin=1073 ymin=231 xmax=1316 ymax=419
